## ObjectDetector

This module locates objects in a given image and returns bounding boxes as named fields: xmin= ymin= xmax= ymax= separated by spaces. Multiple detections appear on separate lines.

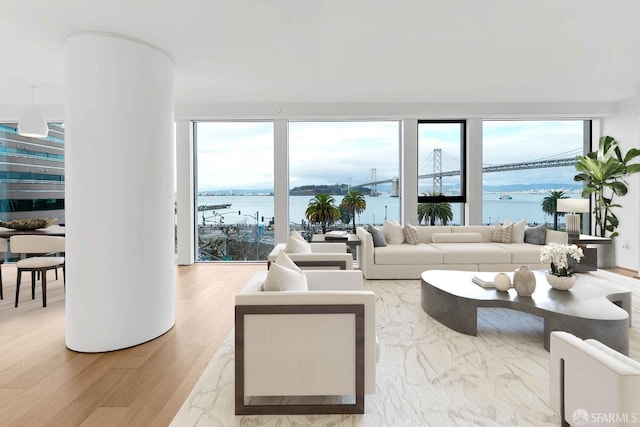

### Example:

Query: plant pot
xmin=597 ymin=239 xmax=616 ymax=269
xmin=546 ymin=272 xmax=576 ymax=291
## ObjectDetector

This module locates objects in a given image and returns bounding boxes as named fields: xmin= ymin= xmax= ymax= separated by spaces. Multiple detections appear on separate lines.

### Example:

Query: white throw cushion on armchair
xmin=263 ymin=253 xmax=307 ymax=292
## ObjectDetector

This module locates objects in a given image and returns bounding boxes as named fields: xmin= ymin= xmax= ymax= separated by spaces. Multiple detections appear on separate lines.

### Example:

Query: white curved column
xmin=64 ymin=33 xmax=175 ymax=352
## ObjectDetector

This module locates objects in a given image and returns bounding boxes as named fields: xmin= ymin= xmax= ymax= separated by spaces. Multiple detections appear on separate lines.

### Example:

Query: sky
xmin=195 ymin=120 xmax=585 ymax=192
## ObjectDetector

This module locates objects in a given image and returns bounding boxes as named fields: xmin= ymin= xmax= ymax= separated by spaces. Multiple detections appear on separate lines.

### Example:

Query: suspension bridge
xmin=357 ymin=148 xmax=581 ymax=196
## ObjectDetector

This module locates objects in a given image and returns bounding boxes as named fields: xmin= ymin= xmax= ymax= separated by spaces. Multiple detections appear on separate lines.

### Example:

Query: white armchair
xmin=550 ymin=331 xmax=640 ymax=426
xmin=235 ymin=269 xmax=377 ymax=415
xmin=267 ymin=242 xmax=354 ymax=270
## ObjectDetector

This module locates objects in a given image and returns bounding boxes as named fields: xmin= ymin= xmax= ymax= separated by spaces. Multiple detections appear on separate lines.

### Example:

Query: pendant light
xmin=18 ymin=85 xmax=48 ymax=138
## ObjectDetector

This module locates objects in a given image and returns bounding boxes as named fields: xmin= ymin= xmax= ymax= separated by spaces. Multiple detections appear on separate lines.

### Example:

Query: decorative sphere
xmin=494 ymin=273 xmax=512 ymax=292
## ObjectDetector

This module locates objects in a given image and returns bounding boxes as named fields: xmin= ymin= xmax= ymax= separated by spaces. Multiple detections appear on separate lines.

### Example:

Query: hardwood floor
xmin=0 ymin=262 xmax=263 ymax=427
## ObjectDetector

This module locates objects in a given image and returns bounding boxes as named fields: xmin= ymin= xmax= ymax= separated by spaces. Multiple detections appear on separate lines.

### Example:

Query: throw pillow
xmin=284 ymin=235 xmax=312 ymax=253
xmin=263 ymin=262 xmax=308 ymax=292
xmin=403 ymin=224 xmax=419 ymax=245
xmin=491 ymin=223 xmax=513 ymax=244
xmin=432 ymin=232 xmax=482 ymax=243
xmin=383 ymin=220 xmax=405 ymax=245
xmin=524 ymin=223 xmax=547 ymax=245
xmin=504 ymin=218 xmax=526 ymax=244
xmin=366 ymin=224 xmax=387 ymax=247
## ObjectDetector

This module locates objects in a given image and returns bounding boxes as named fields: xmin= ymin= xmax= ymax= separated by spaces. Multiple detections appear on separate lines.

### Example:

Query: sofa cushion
xmin=366 ymin=225 xmax=387 ymax=247
xmin=451 ymin=225 xmax=495 ymax=243
xmin=416 ymin=226 xmax=451 ymax=244
xmin=491 ymin=223 xmax=513 ymax=244
xmin=504 ymin=218 xmax=526 ymax=244
xmin=403 ymin=224 xmax=419 ymax=245
xmin=432 ymin=232 xmax=482 ymax=243
xmin=489 ymin=243 xmax=543 ymax=264
xmin=383 ymin=220 xmax=405 ymax=245
xmin=374 ymin=243 xmax=443 ymax=265
xmin=431 ymin=243 xmax=511 ymax=264
xmin=524 ymin=223 xmax=547 ymax=245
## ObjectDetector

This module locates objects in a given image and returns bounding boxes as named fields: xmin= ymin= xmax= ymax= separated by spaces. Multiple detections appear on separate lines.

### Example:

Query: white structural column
xmin=466 ymin=119 xmax=483 ymax=225
xmin=176 ymin=120 xmax=195 ymax=264
xmin=273 ymin=119 xmax=289 ymax=243
xmin=401 ymin=120 xmax=418 ymax=225
xmin=64 ymin=33 xmax=175 ymax=352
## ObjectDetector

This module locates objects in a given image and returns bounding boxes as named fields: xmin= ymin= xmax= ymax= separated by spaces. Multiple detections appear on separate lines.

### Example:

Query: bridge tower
xmin=433 ymin=148 xmax=442 ymax=194
xmin=391 ymin=178 xmax=399 ymax=197
xmin=371 ymin=168 xmax=378 ymax=196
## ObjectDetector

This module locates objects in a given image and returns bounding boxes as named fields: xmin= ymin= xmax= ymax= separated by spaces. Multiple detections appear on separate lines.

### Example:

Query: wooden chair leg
xmin=55 ymin=267 xmax=58 ymax=280
xmin=31 ymin=271 xmax=36 ymax=299
xmin=0 ymin=263 xmax=3 ymax=300
xmin=15 ymin=269 xmax=22 ymax=307
xmin=41 ymin=270 xmax=47 ymax=308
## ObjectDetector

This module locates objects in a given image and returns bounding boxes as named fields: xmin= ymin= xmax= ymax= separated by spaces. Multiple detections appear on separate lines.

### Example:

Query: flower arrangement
xmin=540 ymin=242 xmax=584 ymax=277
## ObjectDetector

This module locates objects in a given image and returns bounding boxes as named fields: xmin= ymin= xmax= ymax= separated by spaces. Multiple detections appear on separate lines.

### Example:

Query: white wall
xmin=601 ymin=95 xmax=640 ymax=271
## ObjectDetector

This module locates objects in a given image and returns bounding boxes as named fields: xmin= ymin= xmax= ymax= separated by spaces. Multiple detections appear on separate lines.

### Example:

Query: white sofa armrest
xmin=356 ymin=226 xmax=374 ymax=278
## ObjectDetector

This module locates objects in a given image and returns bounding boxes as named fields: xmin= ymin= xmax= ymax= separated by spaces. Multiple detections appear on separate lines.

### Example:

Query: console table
xmin=568 ymin=234 xmax=612 ymax=271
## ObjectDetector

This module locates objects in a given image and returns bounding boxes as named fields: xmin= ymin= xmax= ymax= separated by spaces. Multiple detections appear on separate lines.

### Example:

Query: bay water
xmin=196 ymin=193 xmax=571 ymax=228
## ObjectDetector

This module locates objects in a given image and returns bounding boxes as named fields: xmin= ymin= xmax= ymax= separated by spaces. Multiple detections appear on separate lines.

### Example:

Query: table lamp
xmin=557 ymin=198 xmax=590 ymax=236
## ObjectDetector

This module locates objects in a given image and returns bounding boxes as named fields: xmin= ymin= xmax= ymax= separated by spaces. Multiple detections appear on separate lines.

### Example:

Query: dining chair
xmin=9 ymin=235 xmax=65 ymax=308
xmin=0 ymin=238 xmax=7 ymax=300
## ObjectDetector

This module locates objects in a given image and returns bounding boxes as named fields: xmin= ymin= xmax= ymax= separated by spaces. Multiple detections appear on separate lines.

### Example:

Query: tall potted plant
xmin=574 ymin=136 xmax=640 ymax=238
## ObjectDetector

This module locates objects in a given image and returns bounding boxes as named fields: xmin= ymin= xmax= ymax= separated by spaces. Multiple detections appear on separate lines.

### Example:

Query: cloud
xmin=195 ymin=120 xmax=586 ymax=190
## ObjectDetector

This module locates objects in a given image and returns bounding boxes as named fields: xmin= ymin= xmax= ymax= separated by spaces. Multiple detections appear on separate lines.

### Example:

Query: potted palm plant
xmin=574 ymin=136 xmax=640 ymax=238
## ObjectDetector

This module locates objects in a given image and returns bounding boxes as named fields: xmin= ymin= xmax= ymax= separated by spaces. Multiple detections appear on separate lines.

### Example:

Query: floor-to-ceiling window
xmin=1 ymin=123 xmax=65 ymax=261
xmin=0 ymin=123 xmax=65 ymax=220
xmin=288 ymin=121 xmax=400 ymax=236
xmin=194 ymin=121 xmax=274 ymax=261
xmin=482 ymin=120 xmax=589 ymax=229
xmin=417 ymin=120 xmax=466 ymax=225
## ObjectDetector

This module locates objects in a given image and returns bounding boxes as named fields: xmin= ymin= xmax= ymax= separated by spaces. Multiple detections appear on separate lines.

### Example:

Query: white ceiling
xmin=1 ymin=0 xmax=640 ymax=107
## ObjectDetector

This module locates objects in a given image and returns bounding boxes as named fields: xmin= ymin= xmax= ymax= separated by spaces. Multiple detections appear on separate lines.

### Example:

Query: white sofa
xmin=356 ymin=224 xmax=568 ymax=279
xmin=550 ymin=331 xmax=640 ymax=426
xmin=235 ymin=269 xmax=377 ymax=414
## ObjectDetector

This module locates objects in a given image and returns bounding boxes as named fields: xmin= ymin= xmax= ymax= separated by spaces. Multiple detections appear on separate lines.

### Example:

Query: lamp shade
xmin=18 ymin=107 xmax=49 ymax=138
xmin=556 ymin=198 xmax=590 ymax=213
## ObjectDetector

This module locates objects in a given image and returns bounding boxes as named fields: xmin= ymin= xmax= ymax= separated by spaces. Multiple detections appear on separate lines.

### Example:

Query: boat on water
xmin=499 ymin=195 xmax=512 ymax=200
